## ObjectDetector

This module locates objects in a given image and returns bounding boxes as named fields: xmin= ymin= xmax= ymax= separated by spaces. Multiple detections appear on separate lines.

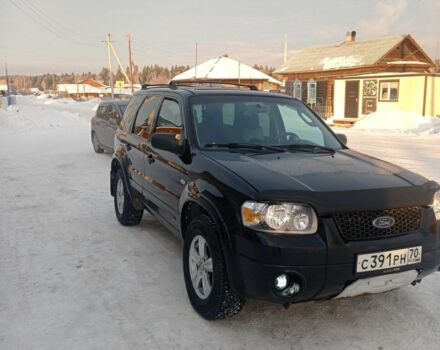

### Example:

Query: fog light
xmin=275 ymin=274 xmax=289 ymax=290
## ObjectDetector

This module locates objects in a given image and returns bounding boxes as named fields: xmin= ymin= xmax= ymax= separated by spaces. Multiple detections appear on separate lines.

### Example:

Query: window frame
xmin=151 ymin=97 xmax=183 ymax=134
xmin=378 ymin=80 xmax=399 ymax=102
xmin=131 ymin=95 xmax=161 ymax=139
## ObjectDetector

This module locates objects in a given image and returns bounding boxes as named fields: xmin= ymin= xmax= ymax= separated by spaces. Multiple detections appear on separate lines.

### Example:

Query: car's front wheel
xmin=91 ymin=132 xmax=104 ymax=153
xmin=183 ymin=215 xmax=245 ymax=320
xmin=114 ymin=169 xmax=143 ymax=226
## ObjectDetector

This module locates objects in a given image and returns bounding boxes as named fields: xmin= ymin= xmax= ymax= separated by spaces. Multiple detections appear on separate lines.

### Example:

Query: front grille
xmin=334 ymin=206 xmax=422 ymax=240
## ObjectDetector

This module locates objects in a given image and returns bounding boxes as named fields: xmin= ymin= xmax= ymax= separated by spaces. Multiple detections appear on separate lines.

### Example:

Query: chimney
xmin=346 ymin=30 xmax=356 ymax=43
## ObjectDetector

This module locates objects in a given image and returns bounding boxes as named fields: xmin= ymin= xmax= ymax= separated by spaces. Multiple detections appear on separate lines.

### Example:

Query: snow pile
xmin=0 ymin=95 xmax=100 ymax=133
xmin=352 ymin=110 xmax=440 ymax=135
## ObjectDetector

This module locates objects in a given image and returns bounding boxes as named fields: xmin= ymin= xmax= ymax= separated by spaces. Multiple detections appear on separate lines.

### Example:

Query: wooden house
xmin=274 ymin=32 xmax=436 ymax=119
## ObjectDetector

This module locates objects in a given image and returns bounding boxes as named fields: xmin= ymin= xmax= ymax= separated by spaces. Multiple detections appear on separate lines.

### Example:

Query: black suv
xmin=91 ymin=100 xmax=129 ymax=153
xmin=110 ymin=82 xmax=440 ymax=320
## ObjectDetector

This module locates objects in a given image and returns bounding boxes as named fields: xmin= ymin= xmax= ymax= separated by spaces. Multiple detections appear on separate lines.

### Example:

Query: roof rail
xmin=141 ymin=83 xmax=177 ymax=90
xmin=168 ymin=80 xmax=259 ymax=91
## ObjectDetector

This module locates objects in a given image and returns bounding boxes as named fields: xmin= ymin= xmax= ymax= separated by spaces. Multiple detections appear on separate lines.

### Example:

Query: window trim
xmin=151 ymin=97 xmax=183 ymax=134
xmin=131 ymin=95 xmax=162 ymax=137
xmin=378 ymin=79 xmax=399 ymax=102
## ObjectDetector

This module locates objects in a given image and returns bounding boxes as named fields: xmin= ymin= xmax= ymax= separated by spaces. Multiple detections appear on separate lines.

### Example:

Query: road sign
xmin=115 ymin=81 xmax=125 ymax=90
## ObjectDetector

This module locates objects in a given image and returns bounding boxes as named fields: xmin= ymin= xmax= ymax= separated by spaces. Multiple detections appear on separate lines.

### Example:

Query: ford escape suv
xmin=110 ymin=81 xmax=440 ymax=320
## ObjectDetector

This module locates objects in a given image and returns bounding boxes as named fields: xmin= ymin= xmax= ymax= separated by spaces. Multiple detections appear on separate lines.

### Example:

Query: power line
xmin=9 ymin=0 xmax=99 ymax=47
xmin=19 ymin=0 xmax=100 ymax=42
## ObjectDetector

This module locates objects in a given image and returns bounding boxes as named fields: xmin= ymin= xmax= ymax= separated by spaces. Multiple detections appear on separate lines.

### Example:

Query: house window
xmin=293 ymin=80 xmax=302 ymax=99
xmin=307 ymin=79 xmax=317 ymax=104
xmin=379 ymin=80 xmax=399 ymax=101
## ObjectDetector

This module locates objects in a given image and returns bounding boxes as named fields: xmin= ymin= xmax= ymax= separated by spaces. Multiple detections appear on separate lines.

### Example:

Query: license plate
xmin=356 ymin=246 xmax=422 ymax=273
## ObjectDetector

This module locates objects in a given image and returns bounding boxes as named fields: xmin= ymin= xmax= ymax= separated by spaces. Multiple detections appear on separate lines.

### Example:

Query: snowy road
xmin=1 ymin=98 xmax=439 ymax=350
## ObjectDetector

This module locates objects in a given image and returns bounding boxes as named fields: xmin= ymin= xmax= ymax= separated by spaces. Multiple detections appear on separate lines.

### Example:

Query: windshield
xmin=190 ymin=95 xmax=342 ymax=150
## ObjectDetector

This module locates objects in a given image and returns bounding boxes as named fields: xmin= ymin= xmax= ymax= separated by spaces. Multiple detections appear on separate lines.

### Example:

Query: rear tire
xmin=114 ymin=169 xmax=143 ymax=226
xmin=183 ymin=215 xmax=245 ymax=320
xmin=91 ymin=131 xmax=104 ymax=153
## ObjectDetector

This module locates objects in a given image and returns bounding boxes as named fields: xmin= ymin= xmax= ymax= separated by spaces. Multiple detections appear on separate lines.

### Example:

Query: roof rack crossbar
xmin=168 ymin=80 xmax=259 ymax=91
xmin=141 ymin=83 xmax=175 ymax=90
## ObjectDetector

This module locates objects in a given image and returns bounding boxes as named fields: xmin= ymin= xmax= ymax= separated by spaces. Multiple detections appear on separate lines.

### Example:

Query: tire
xmin=91 ymin=131 xmax=104 ymax=153
xmin=114 ymin=169 xmax=143 ymax=226
xmin=183 ymin=215 xmax=245 ymax=320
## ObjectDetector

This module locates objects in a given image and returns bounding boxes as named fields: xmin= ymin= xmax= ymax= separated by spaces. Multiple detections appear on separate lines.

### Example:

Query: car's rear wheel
xmin=114 ymin=169 xmax=143 ymax=226
xmin=183 ymin=215 xmax=245 ymax=320
xmin=91 ymin=132 xmax=104 ymax=153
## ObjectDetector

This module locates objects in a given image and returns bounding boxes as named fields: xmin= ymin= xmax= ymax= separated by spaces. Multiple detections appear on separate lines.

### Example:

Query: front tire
xmin=183 ymin=215 xmax=245 ymax=320
xmin=114 ymin=169 xmax=143 ymax=226
xmin=91 ymin=131 xmax=104 ymax=153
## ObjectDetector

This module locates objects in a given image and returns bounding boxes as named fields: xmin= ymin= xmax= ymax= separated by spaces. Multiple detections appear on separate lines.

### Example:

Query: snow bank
xmin=0 ymin=95 xmax=100 ymax=133
xmin=352 ymin=111 xmax=440 ymax=135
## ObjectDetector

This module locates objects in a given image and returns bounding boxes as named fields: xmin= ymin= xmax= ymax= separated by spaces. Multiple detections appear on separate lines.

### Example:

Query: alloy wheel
xmin=189 ymin=235 xmax=213 ymax=299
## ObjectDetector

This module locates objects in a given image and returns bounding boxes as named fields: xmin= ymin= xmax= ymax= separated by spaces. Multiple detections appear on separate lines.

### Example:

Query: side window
xmin=107 ymin=104 xmax=118 ymax=121
xmin=97 ymin=105 xmax=107 ymax=119
xmin=133 ymin=95 xmax=160 ymax=139
xmin=122 ymin=95 xmax=145 ymax=130
xmin=154 ymin=99 xmax=182 ymax=135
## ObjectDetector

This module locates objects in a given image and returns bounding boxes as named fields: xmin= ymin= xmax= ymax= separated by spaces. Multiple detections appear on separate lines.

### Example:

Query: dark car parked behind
xmin=91 ymin=100 xmax=129 ymax=153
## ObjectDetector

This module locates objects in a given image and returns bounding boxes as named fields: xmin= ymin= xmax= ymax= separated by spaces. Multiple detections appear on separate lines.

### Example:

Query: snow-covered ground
xmin=1 ymin=97 xmax=439 ymax=350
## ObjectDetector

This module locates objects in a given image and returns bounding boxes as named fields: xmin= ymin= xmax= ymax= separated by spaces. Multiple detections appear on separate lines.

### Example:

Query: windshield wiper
xmin=204 ymin=143 xmax=285 ymax=153
xmin=275 ymin=143 xmax=336 ymax=154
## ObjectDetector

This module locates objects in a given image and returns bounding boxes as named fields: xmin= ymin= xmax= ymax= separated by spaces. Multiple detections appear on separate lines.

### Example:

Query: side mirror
xmin=151 ymin=133 xmax=183 ymax=155
xmin=336 ymin=133 xmax=347 ymax=145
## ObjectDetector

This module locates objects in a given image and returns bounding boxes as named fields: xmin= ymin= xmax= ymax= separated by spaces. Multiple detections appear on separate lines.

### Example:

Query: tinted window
xmin=122 ymin=95 xmax=145 ymax=131
xmin=133 ymin=95 xmax=160 ymax=138
xmin=97 ymin=105 xmax=107 ymax=119
xmin=107 ymin=104 xmax=118 ymax=121
xmin=156 ymin=99 xmax=182 ymax=128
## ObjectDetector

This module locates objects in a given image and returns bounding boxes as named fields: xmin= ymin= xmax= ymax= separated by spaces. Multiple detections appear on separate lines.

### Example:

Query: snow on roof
xmin=335 ymin=72 xmax=436 ymax=79
xmin=385 ymin=61 xmax=429 ymax=65
xmin=172 ymin=56 xmax=283 ymax=86
xmin=275 ymin=35 xmax=406 ymax=74
xmin=57 ymin=84 xmax=105 ymax=94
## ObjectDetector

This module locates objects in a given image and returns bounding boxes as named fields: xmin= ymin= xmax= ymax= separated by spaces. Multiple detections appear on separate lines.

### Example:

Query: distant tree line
xmin=1 ymin=63 xmax=278 ymax=92
xmin=0 ymin=64 xmax=191 ymax=92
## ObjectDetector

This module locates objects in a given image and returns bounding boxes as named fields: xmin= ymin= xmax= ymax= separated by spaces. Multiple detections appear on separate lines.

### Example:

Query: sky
xmin=0 ymin=0 xmax=439 ymax=75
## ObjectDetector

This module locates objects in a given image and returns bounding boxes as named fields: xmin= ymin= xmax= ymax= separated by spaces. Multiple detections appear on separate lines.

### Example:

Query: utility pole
xmin=5 ymin=63 xmax=10 ymax=96
xmin=128 ymin=34 xmax=134 ymax=94
xmin=194 ymin=43 xmax=198 ymax=78
xmin=107 ymin=34 xmax=114 ymax=99
xmin=52 ymin=71 xmax=56 ymax=94
xmin=284 ymin=35 xmax=288 ymax=64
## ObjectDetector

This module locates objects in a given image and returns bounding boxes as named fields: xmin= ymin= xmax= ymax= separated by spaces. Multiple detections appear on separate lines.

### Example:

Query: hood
xmin=203 ymin=149 xmax=438 ymax=214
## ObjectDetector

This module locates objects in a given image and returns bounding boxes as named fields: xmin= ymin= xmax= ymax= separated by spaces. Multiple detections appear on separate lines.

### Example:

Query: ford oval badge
xmin=372 ymin=216 xmax=395 ymax=229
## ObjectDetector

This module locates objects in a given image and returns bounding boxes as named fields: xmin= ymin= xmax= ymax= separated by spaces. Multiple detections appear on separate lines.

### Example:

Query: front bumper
xmin=228 ymin=217 xmax=440 ymax=303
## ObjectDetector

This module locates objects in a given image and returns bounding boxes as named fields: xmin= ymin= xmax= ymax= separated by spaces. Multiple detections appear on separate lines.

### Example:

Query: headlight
xmin=241 ymin=201 xmax=318 ymax=234
xmin=433 ymin=190 xmax=440 ymax=220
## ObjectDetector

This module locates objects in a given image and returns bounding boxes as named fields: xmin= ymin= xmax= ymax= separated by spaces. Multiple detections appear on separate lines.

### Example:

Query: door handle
xmin=147 ymin=154 xmax=155 ymax=164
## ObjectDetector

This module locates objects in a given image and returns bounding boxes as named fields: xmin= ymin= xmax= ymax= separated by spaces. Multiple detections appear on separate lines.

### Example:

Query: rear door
xmin=145 ymin=97 xmax=188 ymax=227
xmin=94 ymin=104 xmax=108 ymax=144
xmin=104 ymin=103 xmax=120 ymax=149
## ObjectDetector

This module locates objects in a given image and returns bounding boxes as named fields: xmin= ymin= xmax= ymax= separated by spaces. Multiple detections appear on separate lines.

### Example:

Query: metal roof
xmin=274 ymin=35 xmax=406 ymax=74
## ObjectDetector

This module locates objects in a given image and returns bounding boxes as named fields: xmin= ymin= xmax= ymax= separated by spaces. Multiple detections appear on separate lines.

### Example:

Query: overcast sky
xmin=0 ymin=0 xmax=439 ymax=75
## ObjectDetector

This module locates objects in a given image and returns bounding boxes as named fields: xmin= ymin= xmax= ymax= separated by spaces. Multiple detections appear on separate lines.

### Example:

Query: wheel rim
xmin=116 ymin=178 xmax=125 ymax=214
xmin=189 ymin=235 xmax=213 ymax=299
